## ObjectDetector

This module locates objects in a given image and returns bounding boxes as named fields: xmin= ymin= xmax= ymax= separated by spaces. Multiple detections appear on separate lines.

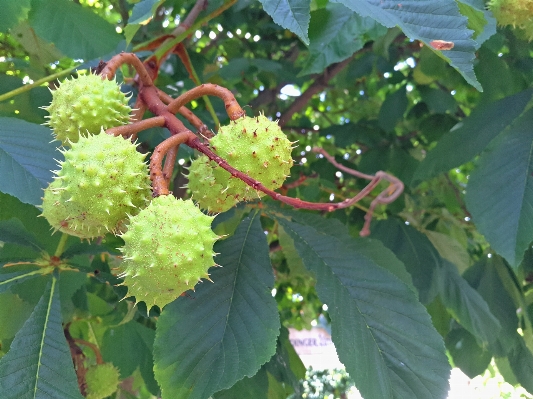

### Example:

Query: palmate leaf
xmin=153 ymin=213 xmax=280 ymax=399
xmin=332 ymin=0 xmax=481 ymax=90
xmin=0 ymin=275 xmax=82 ymax=398
xmin=0 ymin=118 xmax=62 ymax=206
xmin=278 ymin=218 xmax=450 ymax=399
xmin=465 ymin=107 xmax=533 ymax=267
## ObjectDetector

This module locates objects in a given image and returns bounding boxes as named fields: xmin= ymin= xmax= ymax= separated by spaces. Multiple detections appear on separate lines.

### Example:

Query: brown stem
xmin=73 ymin=338 xmax=104 ymax=365
xmin=166 ymin=83 xmax=245 ymax=120
xmin=157 ymin=88 xmax=211 ymax=137
xmin=312 ymin=147 xmax=404 ymax=236
xmin=100 ymin=53 xmax=154 ymax=87
xmin=151 ymin=131 xmax=197 ymax=196
xmin=106 ymin=116 xmax=166 ymax=137
xmin=187 ymin=136 xmax=392 ymax=214
xmin=278 ymin=55 xmax=355 ymax=127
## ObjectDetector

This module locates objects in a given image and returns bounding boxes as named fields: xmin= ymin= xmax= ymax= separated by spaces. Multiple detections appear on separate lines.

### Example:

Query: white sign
xmin=288 ymin=327 xmax=343 ymax=370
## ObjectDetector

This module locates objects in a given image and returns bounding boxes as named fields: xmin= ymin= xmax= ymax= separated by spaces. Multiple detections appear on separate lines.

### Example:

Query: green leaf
xmin=508 ymin=336 xmax=533 ymax=394
xmin=0 ymin=218 xmax=43 ymax=251
xmin=332 ymin=0 xmax=481 ymax=90
xmin=28 ymin=0 xmax=121 ymax=60
xmin=0 ymin=192 xmax=65 ymax=253
xmin=438 ymin=260 xmax=501 ymax=346
xmin=445 ymin=327 xmax=492 ymax=378
xmin=278 ymin=218 xmax=450 ymax=399
xmin=278 ymin=225 xmax=312 ymax=278
xmin=301 ymin=3 xmax=384 ymax=75
xmin=465 ymin=108 xmax=533 ymax=267
xmin=0 ymin=0 xmax=31 ymax=32
xmin=425 ymin=230 xmax=470 ymax=274
xmin=456 ymin=0 xmax=496 ymax=46
xmin=413 ymin=89 xmax=533 ymax=183
xmin=124 ymin=0 xmax=165 ymax=43
xmin=258 ymin=0 xmax=310 ymax=45
xmin=0 ymin=292 xmax=34 ymax=341
xmin=371 ymin=219 xmax=440 ymax=304
xmin=0 ymin=275 xmax=82 ymax=398
xmin=0 ymin=117 xmax=62 ymax=206
xmin=378 ymin=85 xmax=408 ymax=132
xmin=153 ymin=213 xmax=281 ymax=399
xmin=463 ymin=256 xmax=519 ymax=357
xmin=0 ymin=266 xmax=48 ymax=294
xmin=213 ymin=368 xmax=269 ymax=399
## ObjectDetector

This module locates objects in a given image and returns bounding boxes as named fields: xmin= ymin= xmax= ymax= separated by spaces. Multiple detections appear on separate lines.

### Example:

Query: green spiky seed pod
xmin=189 ymin=114 xmax=293 ymax=213
xmin=41 ymin=132 xmax=151 ymax=239
xmin=187 ymin=155 xmax=243 ymax=213
xmin=118 ymin=195 xmax=219 ymax=310
xmin=85 ymin=363 xmax=120 ymax=399
xmin=44 ymin=74 xmax=131 ymax=145
xmin=489 ymin=0 xmax=533 ymax=40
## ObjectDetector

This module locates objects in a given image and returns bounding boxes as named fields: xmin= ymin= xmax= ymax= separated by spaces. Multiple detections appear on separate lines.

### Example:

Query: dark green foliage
xmin=1 ymin=1 xmax=533 ymax=398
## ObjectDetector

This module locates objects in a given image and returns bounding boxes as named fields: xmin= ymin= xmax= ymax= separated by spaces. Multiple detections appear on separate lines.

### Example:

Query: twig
xmin=166 ymin=83 xmax=245 ymax=120
xmin=0 ymin=65 xmax=77 ymax=103
xmin=107 ymin=116 xmax=166 ymax=137
xmin=312 ymin=147 xmax=404 ymax=236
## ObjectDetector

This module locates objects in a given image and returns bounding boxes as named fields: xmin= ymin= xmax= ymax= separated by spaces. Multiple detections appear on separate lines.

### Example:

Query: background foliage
xmin=1 ymin=0 xmax=533 ymax=398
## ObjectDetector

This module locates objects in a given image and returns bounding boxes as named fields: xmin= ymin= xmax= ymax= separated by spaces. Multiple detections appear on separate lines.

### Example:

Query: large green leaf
xmin=124 ymin=0 xmax=165 ymax=43
xmin=0 ymin=275 xmax=82 ymax=398
xmin=28 ymin=0 xmax=121 ymax=60
xmin=371 ymin=219 xmax=440 ymax=304
xmin=278 ymin=218 xmax=450 ymax=399
xmin=153 ymin=213 xmax=280 ymax=399
xmin=301 ymin=3 xmax=385 ymax=75
xmin=0 ymin=0 xmax=30 ymax=32
xmin=438 ymin=260 xmax=500 ymax=346
xmin=465 ymin=108 xmax=533 ymax=267
xmin=258 ymin=0 xmax=310 ymax=45
xmin=332 ymin=0 xmax=481 ymax=90
xmin=0 ymin=118 xmax=62 ymax=206
xmin=413 ymin=89 xmax=533 ymax=183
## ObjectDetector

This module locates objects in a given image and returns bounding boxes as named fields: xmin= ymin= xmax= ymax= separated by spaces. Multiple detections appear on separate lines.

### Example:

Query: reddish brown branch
xmin=151 ymin=131 xmax=197 ymax=196
xmin=99 ymin=53 xmax=154 ymax=87
xmin=312 ymin=147 xmax=404 ymax=236
xmin=157 ymin=88 xmax=212 ymax=137
xmin=166 ymin=83 xmax=245 ymax=120
xmin=106 ymin=116 xmax=166 ymax=137
xmin=187 ymin=137 xmax=393 ymax=215
xmin=278 ymin=55 xmax=355 ymax=127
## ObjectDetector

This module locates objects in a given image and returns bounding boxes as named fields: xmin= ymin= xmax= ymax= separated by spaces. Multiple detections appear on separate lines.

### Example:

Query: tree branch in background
xmin=278 ymin=55 xmax=356 ymax=127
